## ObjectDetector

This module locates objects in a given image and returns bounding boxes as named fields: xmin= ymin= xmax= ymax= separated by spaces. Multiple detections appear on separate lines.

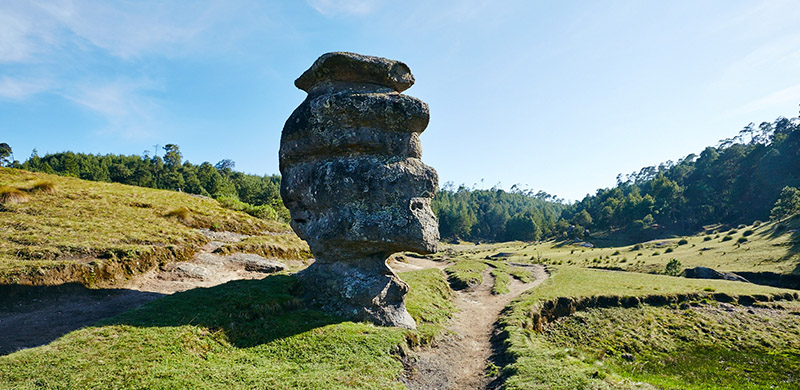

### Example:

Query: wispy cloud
xmin=0 ymin=77 xmax=53 ymax=100
xmin=306 ymin=0 xmax=383 ymax=16
xmin=60 ymin=78 xmax=163 ymax=139
xmin=0 ymin=0 xmax=240 ymax=138
xmin=34 ymin=0 xmax=221 ymax=59
xmin=740 ymin=83 xmax=800 ymax=114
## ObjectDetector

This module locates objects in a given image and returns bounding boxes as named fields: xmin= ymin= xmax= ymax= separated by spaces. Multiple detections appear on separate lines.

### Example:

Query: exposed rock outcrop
xmin=684 ymin=266 xmax=749 ymax=283
xmin=279 ymin=52 xmax=439 ymax=329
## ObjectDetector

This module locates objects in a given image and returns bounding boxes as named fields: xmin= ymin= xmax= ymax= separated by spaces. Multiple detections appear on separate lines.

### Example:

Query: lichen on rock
xmin=279 ymin=52 xmax=439 ymax=328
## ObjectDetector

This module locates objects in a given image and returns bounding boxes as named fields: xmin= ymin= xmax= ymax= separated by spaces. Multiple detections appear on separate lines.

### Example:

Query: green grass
xmin=543 ymin=303 xmax=800 ymax=389
xmin=0 ymin=168 xmax=290 ymax=287
xmin=0 ymin=268 xmax=455 ymax=389
xmin=444 ymin=259 xmax=487 ymax=290
xmin=437 ymin=218 xmax=800 ymax=275
xmin=492 ymin=269 xmax=511 ymax=294
xmin=498 ymin=267 xmax=800 ymax=389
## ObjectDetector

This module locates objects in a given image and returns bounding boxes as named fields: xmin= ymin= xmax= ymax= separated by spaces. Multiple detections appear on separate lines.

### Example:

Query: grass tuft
xmin=0 ymin=186 xmax=30 ymax=205
xmin=28 ymin=180 xmax=56 ymax=194
xmin=165 ymin=207 xmax=193 ymax=224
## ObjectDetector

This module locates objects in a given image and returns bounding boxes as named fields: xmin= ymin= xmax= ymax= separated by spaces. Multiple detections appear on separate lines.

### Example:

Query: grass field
xmin=0 ymin=268 xmax=454 ymax=389
xmin=0 ymin=168 xmax=303 ymax=287
xmin=497 ymin=267 xmax=800 ymax=389
xmin=436 ymin=217 xmax=800 ymax=276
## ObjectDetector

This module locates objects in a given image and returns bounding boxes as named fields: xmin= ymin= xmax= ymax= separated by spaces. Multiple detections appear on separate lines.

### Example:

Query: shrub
xmin=0 ymin=186 xmax=30 ymax=205
xmin=677 ymin=238 xmax=688 ymax=245
xmin=631 ymin=244 xmax=642 ymax=251
xmin=652 ymin=251 xmax=660 ymax=256
xmin=737 ymin=224 xmax=746 ymax=229
xmin=703 ymin=236 xmax=712 ymax=241
xmin=612 ymin=250 xmax=620 ymax=256
xmin=742 ymin=229 xmax=754 ymax=237
xmin=721 ymin=236 xmax=733 ymax=242
xmin=729 ymin=229 xmax=738 ymax=235
xmin=753 ymin=220 xmax=762 ymax=227
xmin=737 ymin=237 xmax=748 ymax=244
xmin=665 ymin=247 xmax=674 ymax=253
xmin=665 ymin=258 xmax=682 ymax=276
xmin=775 ymin=223 xmax=787 ymax=233
xmin=217 ymin=196 xmax=278 ymax=221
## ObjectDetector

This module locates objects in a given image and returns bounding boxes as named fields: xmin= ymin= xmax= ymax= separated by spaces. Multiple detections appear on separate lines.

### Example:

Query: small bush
xmin=665 ymin=247 xmax=674 ymax=253
xmin=775 ymin=223 xmax=787 ymax=233
xmin=753 ymin=220 xmax=762 ymax=227
xmin=737 ymin=224 xmax=747 ymax=229
xmin=703 ymin=236 xmax=712 ymax=241
xmin=721 ymin=236 xmax=732 ymax=242
xmin=737 ymin=237 xmax=748 ymax=244
xmin=612 ymin=250 xmax=620 ymax=255
xmin=665 ymin=258 xmax=682 ymax=276
xmin=652 ymin=251 xmax=660 ymax=256
xmin=631 ymin=244 xmax=642 ymax=251
xmin=728 ymin=229 xmax=738 ymax=235
xmin=742 ymin=229 xmax=754 ymax=237
xmin=0 ymin=186 xmax=30 ymax=205
xmin=677 ymin=238 xmax=688 ymax=245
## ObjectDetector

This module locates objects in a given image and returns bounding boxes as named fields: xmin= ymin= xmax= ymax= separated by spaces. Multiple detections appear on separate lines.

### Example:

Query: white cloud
xmin=306 ymin=0 xmax=383 ymax=16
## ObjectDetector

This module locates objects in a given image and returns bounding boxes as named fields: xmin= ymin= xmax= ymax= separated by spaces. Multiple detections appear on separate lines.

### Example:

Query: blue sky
xmin=2 ymin=0 xmax=799 ymax=201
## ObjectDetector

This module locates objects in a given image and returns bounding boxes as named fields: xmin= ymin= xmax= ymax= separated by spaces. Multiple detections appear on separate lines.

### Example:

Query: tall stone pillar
xmin=279 ymin=52 xmax=439 ymax=328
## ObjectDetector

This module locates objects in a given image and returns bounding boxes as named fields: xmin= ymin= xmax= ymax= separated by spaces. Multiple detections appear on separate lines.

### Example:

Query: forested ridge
xmin=561 ymin=113 xmax=800 ymax=240
xmin=3 ymin=112 xmax=799 ymax=243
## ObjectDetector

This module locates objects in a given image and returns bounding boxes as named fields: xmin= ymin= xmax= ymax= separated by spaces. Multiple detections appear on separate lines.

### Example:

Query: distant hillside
xmin=0 ymin=168 xmax=297 ymax=287
xmin=562 ymin=113 xmax=800 ymax=240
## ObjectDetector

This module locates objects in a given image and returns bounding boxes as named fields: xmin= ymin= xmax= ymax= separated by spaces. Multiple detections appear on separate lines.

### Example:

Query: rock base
xmin=296 ymin=257 xmax=417 ymax=329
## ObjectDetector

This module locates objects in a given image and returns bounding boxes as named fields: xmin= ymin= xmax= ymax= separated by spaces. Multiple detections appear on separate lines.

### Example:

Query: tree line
xmin=5 ymin=144 xmax=288 ymax=221
xmin=432 ymin=184 xmax=568 ymax=242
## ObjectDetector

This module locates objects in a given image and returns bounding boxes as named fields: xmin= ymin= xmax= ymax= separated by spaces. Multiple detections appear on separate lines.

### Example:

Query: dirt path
xmin=0 ymin=229 xmax=292 ymax=355
xmin=399 ymin=262 xmax=548 ymax=390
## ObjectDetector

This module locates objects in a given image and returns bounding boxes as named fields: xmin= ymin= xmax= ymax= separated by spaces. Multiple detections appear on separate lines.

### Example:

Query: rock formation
xmin=279 ymin=52 xmax=439 ymax=329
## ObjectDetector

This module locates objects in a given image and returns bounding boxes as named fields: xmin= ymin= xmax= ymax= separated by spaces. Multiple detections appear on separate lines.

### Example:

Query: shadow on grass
xmin=99 ymin=275 xmax=345 ymax=348
xmin=0 ymin=283 xmax=164 ymax=356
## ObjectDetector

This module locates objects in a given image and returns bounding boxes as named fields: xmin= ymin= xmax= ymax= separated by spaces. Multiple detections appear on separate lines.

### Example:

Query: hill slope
xmin=0 ymin=168 xmax=297 ymax=287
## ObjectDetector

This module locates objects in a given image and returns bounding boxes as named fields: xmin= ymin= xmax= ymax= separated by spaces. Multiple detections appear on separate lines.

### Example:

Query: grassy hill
xmin=0 ymin=168 xmax=304 ymax=287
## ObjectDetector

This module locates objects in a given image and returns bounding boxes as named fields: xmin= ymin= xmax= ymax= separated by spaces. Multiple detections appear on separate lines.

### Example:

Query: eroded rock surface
xmin=280 ymin=52 xmax=439 ymax=328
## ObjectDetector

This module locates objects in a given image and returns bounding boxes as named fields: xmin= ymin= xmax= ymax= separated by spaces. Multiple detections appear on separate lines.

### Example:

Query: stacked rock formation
xmin=279 ymin=52 xmax=439 ymax=329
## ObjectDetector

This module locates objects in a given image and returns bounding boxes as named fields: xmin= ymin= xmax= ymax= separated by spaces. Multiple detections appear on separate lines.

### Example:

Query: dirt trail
xmin=0 ymin=230 xmax=292 ymax=355
xmin=398 ymin=259 xmax=548 ymax=390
